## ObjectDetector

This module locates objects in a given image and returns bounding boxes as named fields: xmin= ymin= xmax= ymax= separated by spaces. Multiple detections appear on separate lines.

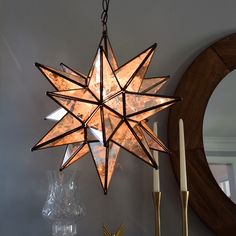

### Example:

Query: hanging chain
xmin=101 ymin=0 xmax=110 ymax=35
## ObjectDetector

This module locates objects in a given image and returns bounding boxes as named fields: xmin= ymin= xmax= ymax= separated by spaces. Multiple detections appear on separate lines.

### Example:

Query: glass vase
xmin=42 ymin=170 xmax=85 ymax=236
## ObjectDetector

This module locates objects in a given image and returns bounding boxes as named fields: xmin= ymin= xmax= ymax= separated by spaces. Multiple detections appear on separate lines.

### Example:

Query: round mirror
xmin=168 ymin=33 xmax=236 ymax=235
xmin=203 ymin=70 xmax=236 ymax=203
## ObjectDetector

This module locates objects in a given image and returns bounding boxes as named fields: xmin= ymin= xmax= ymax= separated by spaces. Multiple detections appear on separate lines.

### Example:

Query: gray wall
xmin=1 ymin=0 xmax=236 ymax=235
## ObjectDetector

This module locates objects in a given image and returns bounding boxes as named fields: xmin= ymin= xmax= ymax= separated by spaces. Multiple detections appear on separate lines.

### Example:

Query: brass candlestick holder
xmin=103 ymin=225 xmax=124 ymax=236
xmin=152 ymin=192 xmax=161 ymax=236
xmin=180 ymin=191 xmax=189 ymax=236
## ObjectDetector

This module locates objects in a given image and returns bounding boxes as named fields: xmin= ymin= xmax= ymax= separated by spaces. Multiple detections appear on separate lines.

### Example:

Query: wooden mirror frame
xmin=168 ymin=33 xmax=236 ymax=235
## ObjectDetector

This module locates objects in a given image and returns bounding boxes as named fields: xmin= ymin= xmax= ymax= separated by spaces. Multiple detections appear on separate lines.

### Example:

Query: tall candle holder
xmin=153 ymin=191 xmax=161 ymax=236
xmin=180 ymin=191 xmax=189 ymax=236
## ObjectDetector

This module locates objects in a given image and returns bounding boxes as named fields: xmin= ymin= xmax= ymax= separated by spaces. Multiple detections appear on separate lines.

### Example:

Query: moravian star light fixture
xmin=32 ymin=0 xmax=180 ymax=194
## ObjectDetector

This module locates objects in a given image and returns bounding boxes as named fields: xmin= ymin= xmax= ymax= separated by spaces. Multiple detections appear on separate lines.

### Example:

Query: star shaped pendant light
xmin=32 ymin=0 xmax=180 ymax=194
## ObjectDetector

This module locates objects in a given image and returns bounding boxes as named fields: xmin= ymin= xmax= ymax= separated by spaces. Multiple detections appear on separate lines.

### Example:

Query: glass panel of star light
xmin=32 ymin=114 xmax=84 ymax=150
xmin=63 ymin=143 xmax=83 ymax=165
xmin=100 ymin=36 xmax=118 ymax=70
xmin=115 ymin=45 xmax=154 ymax=88
xmin=89 ymin=142 xmax=106 ymax=189
xmin=35 ymin=128 xmax=85 ymax=150
xmin=88 ymin=49 xmax=102 ymax=99
xmin=131 ymin=122 xmax=153 ymax=156
xmin=45 ymin=108 xmax=67 ymax=121
xmin=50 ymin=89 xmax=97 ymax=103
xmin=104 ymin=93 xmax=124 ymax=116
xmin=89 ymin=141 xmax=120 ymax=193
xmin=87 ymin=108 xmax=105 ymax=144
xmin=139 ymin=77 xmax=169 ymax=93
xmin=61 ymin=143 xmax=89 ymax=169
xmin=36 ymin=63 xmax=86 ymax=90
xmin=111 ymin=122 xmax=154 ymax=166
xmin=48 ymin=92 xmax=99 ymax=123
xmin=126 ymin=48 xmax=155 ymax=92
xmin=60 ymin=63 xmax=86 ymax=78
xmin=139 ymin=121 xmax=169 ymax=152
xmin=128 ymin=98 xmax=180 ymax=121
xmin=126 ymin=93 xmax=174 ymax=116
xmin=103 ymin=107 xmax=122 ymax=141
xmin=87 ymin=107 xmax=122 ymax=145
xmin=106 ymin=142 xmax=120 ymax=188
xmin=102 ymin=50 xmax=121 ymax=99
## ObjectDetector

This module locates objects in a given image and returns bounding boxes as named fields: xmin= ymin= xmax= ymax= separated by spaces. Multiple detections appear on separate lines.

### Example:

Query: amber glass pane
xmin=140 ymin=120 xmax=156 ymax=136
xmin=49 ymin=94 xmax=98 ymax=122
xmin=133 ymin=127 xmax=152 ymax=155
xmin=130 ymin=101 xmax=177 ymax=122
xmin=35 ymin=127 xmax=85 ymax=149
xmin=62 ymin=143 xmax=82 ymax=165
xmin=100 ymin=36 xmax=118 ymax=70
xmin=33 ymin=114 xmax=82 ymax=149
xmin=115 ymin=47 xmax=153 ymax=88
xmin=102 ymin=52 xmax=121 ymax=99
xmin=61 ymin=143 xmax=89 ymax=169
xmin=126 ymin=93 xmax=178 ymax=121
xmin=107 ymin=142 xmax=120 ymax=187
xmin=60 ymin=63 xmax=87 ymax=79
xmin=127 ymin=50 xmax=155 ymax=92
xmin=89 ymin=141 xmax=107 ymax=188
xmin=103 ymin=107 xmax=121 ymax=141
xmin=89 ymin=141 xmax=120 ymax=192
xmin=87 ymin=128 xmax=101 ymax=141
xmin=87 ymin=108 xmax=104 ymax=144
xmin=147 ymin=83 xmax=166 ymax=94
xmin=103 ymin=107 xmax=113 ymax=139
xmin=45 ymin=108 xmax=67 ymax=121
xmin=60 ymin=63 xmax=78 ymax=75
xmin=130 ymin=121 xmax=152 ymax=156
xmin=37 ymin=64 xmax=86 ymax=90
xmin=51 ymin=89 xmax=97 ymax=103
xmin=40 ymin=67 xmax=80 ymax=90
xmin=139 ymin=77 xmax=168 ymax=93
xmin=88 ymin=49 xmax=102 ymax=99
xmin=148 ymin=135 xmax=167 ymax=152
xmin=111 ymin=122 xmax=153 ymax=165
xmin=105 ymin=93 xmax=123 ymax=116
xmin=140 ymin=121 xmax=168 ymax=152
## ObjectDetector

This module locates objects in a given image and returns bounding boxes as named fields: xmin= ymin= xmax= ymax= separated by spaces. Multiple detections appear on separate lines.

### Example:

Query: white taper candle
xmin=179 ymin=119 xmax=188 ymax=191
xmin=153 ymin=122 xmax=160 ymax=192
